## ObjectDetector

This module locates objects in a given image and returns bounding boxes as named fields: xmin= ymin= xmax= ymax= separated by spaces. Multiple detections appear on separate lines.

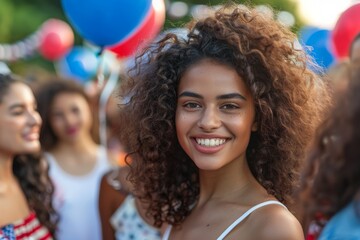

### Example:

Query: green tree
xmin=0 ymin=0 xmax=302 ymax=77
xmin=165 ymin=0 xmax=302 ymax=30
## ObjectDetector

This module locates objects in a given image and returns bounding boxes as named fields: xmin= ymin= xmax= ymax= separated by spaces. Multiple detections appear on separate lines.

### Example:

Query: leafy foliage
xmin=0 ymin=0 xmax=303 ymax=76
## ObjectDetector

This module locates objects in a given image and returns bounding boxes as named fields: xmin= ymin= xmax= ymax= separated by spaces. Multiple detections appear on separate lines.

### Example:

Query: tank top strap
xmin=162 ymin=200 xmax=285 ymax=240
xmin=162 ymin=225 xmax=172 ymax=240
xmin=43 ymin=152 xmax=60 ymax=174
xmin=43 ymin=152 xmax=55 ymax=164
xmin=216 ymin=200 xmax=286 ymax=240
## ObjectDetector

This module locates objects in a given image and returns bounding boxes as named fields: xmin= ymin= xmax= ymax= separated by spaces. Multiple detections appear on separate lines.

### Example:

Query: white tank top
xmin=45 ymin=147 xmax=111 ymax=240
xmin=162 ymin=200 xmax=286 ymax=240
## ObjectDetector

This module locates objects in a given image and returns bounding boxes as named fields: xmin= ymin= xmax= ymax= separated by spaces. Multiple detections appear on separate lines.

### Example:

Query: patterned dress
xmin=110 ymin=195 xmax=161 ymax=240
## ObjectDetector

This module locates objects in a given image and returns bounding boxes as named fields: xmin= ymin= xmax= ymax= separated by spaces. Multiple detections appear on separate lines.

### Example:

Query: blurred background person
xmin=325 ymin=59 xmax=350 ymax=95
xmin=350 ymin=32 xmax=360 ymax=62
xmin=99 ymin=164 xmax=163 ymax=240
xmin=301 ymin=60 xmax=360 ymax=240
xmin=35 ymin=78 xmax=112 ymax=240
xmin=99 ymin=90 xmax=163 ymax=240
xmin=0 ymin=68 xmax=57 ymax=239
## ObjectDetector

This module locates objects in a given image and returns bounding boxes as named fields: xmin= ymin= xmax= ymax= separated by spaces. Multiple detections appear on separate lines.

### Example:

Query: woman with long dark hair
xmin=0 ymin=71 xmax=57 ymax=239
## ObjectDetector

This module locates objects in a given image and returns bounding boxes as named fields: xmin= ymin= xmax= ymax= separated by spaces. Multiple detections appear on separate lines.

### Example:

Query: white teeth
xmin=196 ymin=138 xmax=226 ymax=147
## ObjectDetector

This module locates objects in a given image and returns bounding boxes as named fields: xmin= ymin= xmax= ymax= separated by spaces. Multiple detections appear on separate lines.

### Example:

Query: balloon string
xmin=96 ymin=47 xmax=106 ymax=87
xmin=97 ymin=47 xmax=104 ymax=57
xmin=98 ymin=62 xmax=120 ymax=150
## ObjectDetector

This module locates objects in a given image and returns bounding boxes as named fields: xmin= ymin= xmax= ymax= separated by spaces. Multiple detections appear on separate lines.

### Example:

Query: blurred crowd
xmin=1 ymin=3 xmax=360 ymax=240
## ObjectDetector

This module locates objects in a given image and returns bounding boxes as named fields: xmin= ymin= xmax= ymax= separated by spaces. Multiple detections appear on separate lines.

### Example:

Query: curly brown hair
xmin=118 ymin=4 xmax=330 ymax=227
xmin=301 ymin=60 xmax=360 ymax=229
xmin=0 ymin=74 xmax=58 ymax=236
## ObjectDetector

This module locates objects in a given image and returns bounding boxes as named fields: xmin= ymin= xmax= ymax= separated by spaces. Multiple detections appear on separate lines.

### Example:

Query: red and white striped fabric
xmin=0 ymin=212 xmax=53 ymax=240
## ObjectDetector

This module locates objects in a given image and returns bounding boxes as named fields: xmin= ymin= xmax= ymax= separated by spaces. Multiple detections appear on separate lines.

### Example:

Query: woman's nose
xmin=63 ymin=112 xmax=78 ymax=126
xmin=28 ymin=110 xmax=42 ymax=126
xmin=197 ymin=107 xmax=221 ymax=131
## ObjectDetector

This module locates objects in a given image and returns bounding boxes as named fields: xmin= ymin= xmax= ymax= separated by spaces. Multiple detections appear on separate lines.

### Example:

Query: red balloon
xmin=332 ymin=3 xmax=360 ymax=59
xmin=108 ymin=0 xmax=166 ymax=58
xmin=39 ymin=19 xmax=74 ymax=60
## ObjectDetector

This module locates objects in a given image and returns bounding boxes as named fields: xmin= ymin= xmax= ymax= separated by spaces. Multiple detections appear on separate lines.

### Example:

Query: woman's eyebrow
xmin=178 ymin=91 xmax=203 ymax=99
xmin=178 ymin=92 xmax=247 ymax=100
xmin=217 ymin=93 xmax=246 ymax=101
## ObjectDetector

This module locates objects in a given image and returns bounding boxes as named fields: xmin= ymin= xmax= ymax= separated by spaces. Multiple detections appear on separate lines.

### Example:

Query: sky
xmin=296 ymin=0 xmax=357 ymax=29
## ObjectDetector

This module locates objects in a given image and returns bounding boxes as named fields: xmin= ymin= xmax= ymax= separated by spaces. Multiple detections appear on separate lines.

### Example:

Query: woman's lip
xmin=66 ymin=127 xmax=78 ymax=135
xmin=191 ymin=138 xmax=227 ymax=154
xmin=192 ymin=134 xmax=228 ymax=139
xmin=23 ymin=132 xmax=39 ymax=141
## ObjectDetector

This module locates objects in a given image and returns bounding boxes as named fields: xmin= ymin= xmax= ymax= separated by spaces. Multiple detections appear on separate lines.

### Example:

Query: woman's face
xmin=0 ymin=82 xmax=42 ymax=155
xmin=176 ymin=59 xmax=257 ymax=170
xmin=49 ymin=92 xmax=92 ymax=143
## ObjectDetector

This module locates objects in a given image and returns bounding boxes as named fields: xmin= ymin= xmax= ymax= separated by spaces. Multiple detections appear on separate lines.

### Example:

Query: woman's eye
xmin=12 ymin=111 xmax=24 ymax=116
xmin=221 ymin=104 xmax=239 ymax=110
xmin=184 ymin=102 xmax=201 ymax=109
xmin=11 ymin=107 xmax=25 ymax=115
xmin=52 ymin=112 xmax=63 ymax=118
xmin=71 ymin=107 xmax=80 ymax=114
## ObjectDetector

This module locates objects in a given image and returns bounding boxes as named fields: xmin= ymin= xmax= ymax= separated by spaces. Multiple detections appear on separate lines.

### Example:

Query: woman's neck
xmin=196 ymin=158 xmax=266 ymax=205
xmin=0 ymin=156 xmax=17 ymax=194
xmin=53 ymin=136 xmax=99 ymax=154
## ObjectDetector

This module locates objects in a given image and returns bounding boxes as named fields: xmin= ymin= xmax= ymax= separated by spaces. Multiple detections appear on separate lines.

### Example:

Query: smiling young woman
xmin=0 ymin=72 xmax=57 ymax=239
xmin=116 ymin=3 xmax=330 ymax=240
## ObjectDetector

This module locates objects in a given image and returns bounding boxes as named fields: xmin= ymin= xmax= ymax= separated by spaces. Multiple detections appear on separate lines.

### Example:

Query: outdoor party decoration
xmin=331 ymin=3 xmax=360 ymax=59
xmin=56 ymin=46 xmax=99 ymax=84
xmin=0 ymin=31 xmax=40 ymax=61
xmin=61 ymin=0 xmax=152 ymax=47
xmin=303 ymin=28 xmax=335 ymax=71
xmin=0 ymin=18 xmax=73 ymax=62
xmin=38 ymin=19 xmax=74 ymax=60
xmin=298 ymin=26 xmax=320 ymax=45
xmin=108 ymin=0 xmax=166 ymax=58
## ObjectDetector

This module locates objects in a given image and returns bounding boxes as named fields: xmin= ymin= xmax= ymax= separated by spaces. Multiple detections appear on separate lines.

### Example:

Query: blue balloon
xmin=61 ymin=0 xmax=152 ymax=47
xmin=298 ymin=26 xmax=320 ymax=45
xmin=57 ymin=46 xmax=99 ymax=83
xmin=303 ymin=29 xmax=335 ymax=72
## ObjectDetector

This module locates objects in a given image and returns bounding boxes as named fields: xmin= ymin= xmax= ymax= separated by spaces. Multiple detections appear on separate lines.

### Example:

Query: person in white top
xmin=116 ymin=4 xmax=331 ymax=240
xmin=35 ymin=79 xmax=111 ymax=240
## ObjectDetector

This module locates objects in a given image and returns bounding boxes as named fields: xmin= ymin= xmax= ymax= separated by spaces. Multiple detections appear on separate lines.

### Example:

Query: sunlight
xmin=296 ymin=0 xmax=353 ymax=29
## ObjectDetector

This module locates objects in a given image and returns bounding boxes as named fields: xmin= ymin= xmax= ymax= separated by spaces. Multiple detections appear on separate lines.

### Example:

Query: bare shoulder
xmin=100 ymin=167 xmax=131 ymax=193
xmin=249 ymin=203 xmax=304 ymax=240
